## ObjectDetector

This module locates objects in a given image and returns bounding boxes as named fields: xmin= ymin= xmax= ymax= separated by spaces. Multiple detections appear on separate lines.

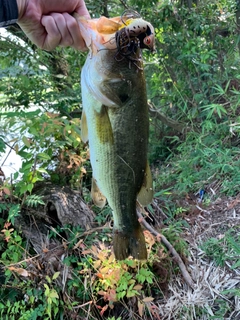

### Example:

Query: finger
xmin=61 ymin=13 xmax=87 ymax=50
xmin=75 ymin=1 xmax=91 ymax=19
xmin=50 ymin=13 xmax=74 ymax=47
xmin=41 ymin=15 xmax=62 ymax=50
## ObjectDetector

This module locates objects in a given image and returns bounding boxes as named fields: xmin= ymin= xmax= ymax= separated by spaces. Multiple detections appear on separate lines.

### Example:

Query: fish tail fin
xmin=113 ymin=224 xmax=147 ymax=260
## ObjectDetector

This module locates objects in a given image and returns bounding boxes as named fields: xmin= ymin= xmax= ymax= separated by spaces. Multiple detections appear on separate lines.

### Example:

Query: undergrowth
xmin=154 ymin=122 xmax=240 ymax=198
xmin=201 ymin=228 xmax=240 ymax=269
xmin=0 ymin=207 xmax=184 ymax=320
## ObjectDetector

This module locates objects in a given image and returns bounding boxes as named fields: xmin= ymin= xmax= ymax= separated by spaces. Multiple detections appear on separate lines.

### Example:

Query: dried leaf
xmin=100 ymin=304 xmax=108 ymax=316
xmin=3 ymin=222 xmax=11 ymax=229
xmin=81 ymin=249 xmax=92 ymax=255
xmin=138 ymin=300 xmax=144 ymax=317
xmin=134 ymin=284 xmax=143 ymax=291
xmin=98 ymin=251 xmax=108 ymax=261
xmin=144 ymin=230 xmax=156 ymax=250
xmin=142 ymin=296 xmax=154 ymax=303
xmin=108 ymin=253 xmax=115 ymax=263
xmin=91 ymin=245 xmax=99 ymax=256
xmin=73 ymin=239 xmax=83 ymax=249
xmin=8 ymin=266 xmax=29 ymax=277
xmin=100 ymin=266 xmax=110 ymax=275
xmin=93 ymin=259 xmax=102 ymax=269
xmin=3 ymin=187 xmax=11 ymax=195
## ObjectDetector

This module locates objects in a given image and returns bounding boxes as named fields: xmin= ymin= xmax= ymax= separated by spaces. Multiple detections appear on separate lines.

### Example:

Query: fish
xmin=75 ymin=11 xmax=155 ymax=260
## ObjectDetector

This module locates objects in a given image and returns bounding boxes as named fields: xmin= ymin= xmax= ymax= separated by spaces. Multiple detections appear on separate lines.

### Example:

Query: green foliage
xmin=0 ymin=221 xmax=161 ymax=319
xmin=77 ymin=246 xmax=158 ymax=316
xmin=155 ymin=124 xmax=240 ymax=196
xmin=1 ymin=109 xmax=87 ymax=194
xmin=145 ymin=0 xmax=240 ymax=198
xmin=162 ymin=225 xmax=189 ymax=258
xmin=0 ymin=203 xmax=20 ymax=225
xmin=200 ymin=228 xmax=240 ymax=267
xmin=44 ymin=273 xmax=61 ymax=319
xmin=24 ymin=194 xmax=45 ymax=207
xmin=0 ymin=0 xmax=240 ymax=318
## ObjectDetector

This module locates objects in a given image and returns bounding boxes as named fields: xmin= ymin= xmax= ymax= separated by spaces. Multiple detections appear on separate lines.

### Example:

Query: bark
xmin=14 ymin=184 xmax=95 ymax=254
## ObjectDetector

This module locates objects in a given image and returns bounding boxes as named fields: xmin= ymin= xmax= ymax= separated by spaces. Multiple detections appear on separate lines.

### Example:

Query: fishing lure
xmin=115 ymin=11 xmax=155 ymax=61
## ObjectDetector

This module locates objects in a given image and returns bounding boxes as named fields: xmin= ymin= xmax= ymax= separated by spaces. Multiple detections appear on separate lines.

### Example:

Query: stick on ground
xmin=137 ymin=204 xmax=195 ymax=289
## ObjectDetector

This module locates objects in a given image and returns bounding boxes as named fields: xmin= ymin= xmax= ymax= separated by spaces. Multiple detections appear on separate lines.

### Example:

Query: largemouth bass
xmin=76 ymin=11 xmax=155 ymax=260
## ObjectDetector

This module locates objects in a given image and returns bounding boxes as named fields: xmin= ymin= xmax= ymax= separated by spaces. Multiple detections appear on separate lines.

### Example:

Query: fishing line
xmin=117 ymin=154 xmax=135 ymax=183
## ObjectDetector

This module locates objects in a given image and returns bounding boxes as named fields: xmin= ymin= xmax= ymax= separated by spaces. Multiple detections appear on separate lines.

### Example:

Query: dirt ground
xmin=156 ymin=193 xmax=240 ymax=320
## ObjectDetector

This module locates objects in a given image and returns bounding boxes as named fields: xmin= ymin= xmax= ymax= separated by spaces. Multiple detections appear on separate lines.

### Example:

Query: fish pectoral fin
xmin=95 ymin=105 xmax=114 ymax=144
xmin=81 ymin=110 xmax=88 ymax=143
xmin=91 ymin=178 xmax=107 ymax=208
xmin=137 ymin=161 xmax=153 ymax=206
xmin=96 ymin=16 xmax=121 ymax=34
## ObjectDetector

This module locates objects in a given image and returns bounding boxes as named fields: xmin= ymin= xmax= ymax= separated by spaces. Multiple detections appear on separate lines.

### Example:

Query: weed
xmin=200 ymin=228 xmax=240 ymax=268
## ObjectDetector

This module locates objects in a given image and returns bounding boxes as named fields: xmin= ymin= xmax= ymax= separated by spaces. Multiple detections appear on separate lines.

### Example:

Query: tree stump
xmin=14 ymin=184 xmax=95 ymax=254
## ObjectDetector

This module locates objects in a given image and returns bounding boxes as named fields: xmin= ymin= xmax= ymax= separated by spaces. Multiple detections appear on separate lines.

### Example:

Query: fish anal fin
xmin=81 ymin=110 xmax=88 ymax=143
xmin=91 ymin=178 xmax=106 ymax=208
xmin=137 ymin=161 xmax=153 ymax=206
xmin=96 ymin=16 xmax=121 ymax=34
xmin=113 ymin=223 xmax=147 ymax=260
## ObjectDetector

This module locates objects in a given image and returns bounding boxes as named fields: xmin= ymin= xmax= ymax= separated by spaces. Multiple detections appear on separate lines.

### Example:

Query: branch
xmin=0 ymin=141 xmax=17 ymax=168
xmin=137 ymin=204 xmax=195 ymax=289
xmin=118 ymin=0 xmax=129 ymax=9
xmin=148 ymin=101 xmax=188 ymax=133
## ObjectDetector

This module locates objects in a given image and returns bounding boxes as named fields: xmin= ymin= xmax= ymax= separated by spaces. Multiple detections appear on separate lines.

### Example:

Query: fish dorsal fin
xmin=137 ymin=161 xmax=153 ymax=206
xmin=91 ymin=177 xmax=107 ymax=208
xmin=96 ymin=16 xmax=121 ymax=34
xmin=81 ymin=110 xmax=88 ymax=143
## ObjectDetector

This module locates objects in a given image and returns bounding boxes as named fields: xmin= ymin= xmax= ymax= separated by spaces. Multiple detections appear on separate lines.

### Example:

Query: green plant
xmin=1 ymin=223 xmax=25 ymax=264
xmin=44 ymin=273 xmax=61 ymax=319
xmin=221 ymin=288 xmax=240 ymax=297
xmin=0 ymin=1 xmax=239 ymax=319
xmin=24 ymin=194 xmax=45 ymax=207
xmin=162 ymin=225 xmax=189 ymax=258
xmin=201 ymin=228 xmax=240 ymax=267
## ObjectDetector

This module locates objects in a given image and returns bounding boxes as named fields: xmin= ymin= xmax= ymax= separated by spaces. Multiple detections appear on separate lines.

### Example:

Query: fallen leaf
xmin=134 ymin=284 xmax=143 ymax=291
xmin=142 ymin=297 xmax=154 ymax=303
xmin=8 ymin=267 xmax=29 ymax=277
xmin=138 ymin=300 xmax=144 ymax=317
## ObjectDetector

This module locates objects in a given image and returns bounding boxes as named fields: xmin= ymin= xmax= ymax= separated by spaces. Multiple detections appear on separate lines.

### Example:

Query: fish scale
xmin=76 ymin=14 xmax=154 ymax=260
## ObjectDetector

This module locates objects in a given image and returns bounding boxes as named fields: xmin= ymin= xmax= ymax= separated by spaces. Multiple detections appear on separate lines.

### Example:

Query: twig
xmin=72 ymin=301 xmax=93 ymax=309
xmin=119 ymin=0 xmax=129 ymax=9
xmin=0 ymin=141 xmax=17 ymax=168
xmin=137 ymin=204 xmax=195 ymax=289
xmin=148 ymin=101 xmax=188 ymax=133
xmin=195 ymin=205 xmax=210 ymax=214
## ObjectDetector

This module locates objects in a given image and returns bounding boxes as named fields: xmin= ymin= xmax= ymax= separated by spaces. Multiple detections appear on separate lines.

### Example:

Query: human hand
xmin=16 ymin=0 xmax=90 ymax=51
